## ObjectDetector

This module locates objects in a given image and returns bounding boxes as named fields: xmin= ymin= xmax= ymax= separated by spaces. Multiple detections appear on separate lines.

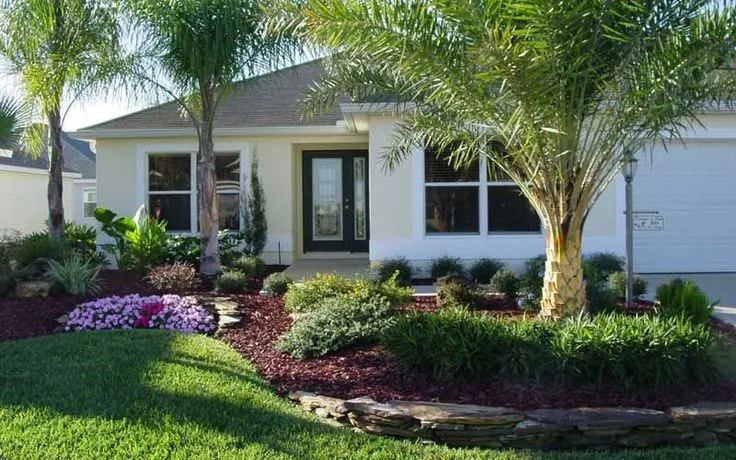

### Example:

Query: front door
xmin=303 ymin=151 xmax=369 ymax=253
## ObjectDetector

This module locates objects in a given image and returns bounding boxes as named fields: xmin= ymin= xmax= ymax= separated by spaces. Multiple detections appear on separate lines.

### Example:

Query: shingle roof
xmin=0 ymin=133 xmax=95 ymax=178
xmin=80 ymin=60 xmax=344 ymax=132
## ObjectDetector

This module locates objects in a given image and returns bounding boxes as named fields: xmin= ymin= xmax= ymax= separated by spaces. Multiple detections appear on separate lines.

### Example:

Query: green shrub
xmin=230 ymin=255 xmax=266 ymax=278
xmin=45 ymin=254 xmax=101 ymax=296
xmin=430 ymin=256 xmax=464 ymax=280
xmin=373 ymin=257 xmax=413 ymax=287
xmin=96 ymin=206 xmax=167 ymax=273
xmin=263 ymin=272 xmax=293 ymax=295
xmin=276 ymin=297 xmax=393 ymax=359
xmin=62 ymin=222 xmax=97 ymax=256
xmin=13 ymin=232 xmax=65 ymax=267
xmin=469 ymin=258 xmax=504 ymax=284
xmin=244 ymin=154 xmax=267 ymax=256
xmin=216 ymin=270 xmax=249 ymax=294
xmin=381 ymin=311 xmax=719 ymax=389
xmin=608 ymin=271 xmax=648 ymax=300
xmin=436 ymin=279 xmax=487 ymax=309
xmin=656 ymin=279 xmax=716 ymax=325
xmin=585 ymin=252 xmax=624 ymax=277
xmin=518 ymin=255 xmax=546 ymax=307
xmin=490 ymin=269 xmax=519 ymax=301
xmin=147 ymin=262 xmax=198 ymax=292
xmin=165 ymin=234 xmax=201 ymax=266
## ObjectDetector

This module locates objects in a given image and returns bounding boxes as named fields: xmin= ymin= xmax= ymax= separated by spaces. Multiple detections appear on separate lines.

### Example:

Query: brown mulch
xmin=222 ymin=294 xmax=736 ymax=411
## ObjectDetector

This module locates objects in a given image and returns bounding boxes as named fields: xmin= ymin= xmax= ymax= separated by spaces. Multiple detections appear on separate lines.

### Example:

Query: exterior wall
xmin=365 ymin=116 xmax=624 ymax=275
xmin=0 ymin=166 xmax=77 ymax=235
xmin=73 ymin=179 xmax=98 ymax=227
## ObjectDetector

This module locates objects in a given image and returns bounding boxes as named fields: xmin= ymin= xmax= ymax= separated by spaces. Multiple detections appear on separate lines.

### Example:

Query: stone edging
xmin=289 ymin=392 xmax=736 ymax=449
xmin=196 ymin=296 xmax=243 ymax=334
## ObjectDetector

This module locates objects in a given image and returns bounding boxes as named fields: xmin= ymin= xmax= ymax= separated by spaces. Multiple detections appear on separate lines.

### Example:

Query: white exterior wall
xmin=73 ymin=179 xmax=97 ymax=227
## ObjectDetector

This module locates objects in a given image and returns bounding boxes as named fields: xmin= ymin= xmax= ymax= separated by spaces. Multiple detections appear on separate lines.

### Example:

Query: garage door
xmin=634 ymin=141 xmax=736 ymax=273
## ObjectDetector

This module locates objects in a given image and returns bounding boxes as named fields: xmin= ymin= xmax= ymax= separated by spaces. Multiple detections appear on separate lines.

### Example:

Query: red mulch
xmin=222 ymin=294 xmax=736 ymax=411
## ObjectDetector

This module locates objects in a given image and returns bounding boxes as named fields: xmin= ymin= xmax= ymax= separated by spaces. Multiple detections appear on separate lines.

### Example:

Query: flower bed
xmin=65 ymin=294 xmax=216 ymax=333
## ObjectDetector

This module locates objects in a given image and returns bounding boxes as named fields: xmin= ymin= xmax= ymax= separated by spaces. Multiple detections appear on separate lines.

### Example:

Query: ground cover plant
xmin=45 ymin=254 xmax=102 ymax=296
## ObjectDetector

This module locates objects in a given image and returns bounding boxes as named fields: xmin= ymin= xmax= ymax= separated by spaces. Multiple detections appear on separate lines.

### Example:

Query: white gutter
xmin=0 ymin=163 xmax=82 ymax=178
xmin=70 ymin=124 xmax=354 ymax=140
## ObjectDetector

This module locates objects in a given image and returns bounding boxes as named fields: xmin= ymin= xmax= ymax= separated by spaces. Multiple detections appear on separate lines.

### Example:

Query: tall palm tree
xmin=0 ymin=0 xmax=121 ymax=241
xmin=268 ymin=0 xmax=736 ymax=318
xmin=0 ymin=95 xmax=24 ymax=147
xmin=124 ymin=0 xmax=298 ymax=276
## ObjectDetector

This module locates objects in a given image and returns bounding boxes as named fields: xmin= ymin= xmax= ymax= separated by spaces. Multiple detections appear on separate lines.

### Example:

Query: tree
xmin=244 ymin=153 xmax=267 ymax=256
xmin=0 ymin=95 xmax=24 ymax=147
xmin=0 ymin=0 xmax=121 ymax=241
xmin=268 ymin=0 xmax=736 ymax=318
xmin=124 ymin=0 xmax=297 ymax=276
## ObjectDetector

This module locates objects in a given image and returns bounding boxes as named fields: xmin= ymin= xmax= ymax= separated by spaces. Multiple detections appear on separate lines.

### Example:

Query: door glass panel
xmin=354 ymin=157 xmax=367 ymax=240
xmin=312 ymin=158 xmax=343 ymax=241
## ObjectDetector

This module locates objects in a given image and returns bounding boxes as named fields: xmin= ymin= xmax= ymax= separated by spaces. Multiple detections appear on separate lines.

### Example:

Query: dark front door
xmin=303 ymin=151 xmax=369 ymax=253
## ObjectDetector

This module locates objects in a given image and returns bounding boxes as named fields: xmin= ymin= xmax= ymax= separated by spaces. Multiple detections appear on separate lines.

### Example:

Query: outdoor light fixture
xmin=621 ymin=150 xmax=638 ymax=309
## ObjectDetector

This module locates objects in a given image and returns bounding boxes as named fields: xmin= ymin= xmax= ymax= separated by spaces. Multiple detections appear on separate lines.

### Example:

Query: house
xmin=0 ymin=132 xmax=97 ymax=234
xmin=73 ymin=60 xmax=736 ymax=275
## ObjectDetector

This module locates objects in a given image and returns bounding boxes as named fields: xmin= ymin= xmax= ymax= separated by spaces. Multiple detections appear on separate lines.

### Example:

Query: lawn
xmin=0 ymin=331 xmax=733 ymax=460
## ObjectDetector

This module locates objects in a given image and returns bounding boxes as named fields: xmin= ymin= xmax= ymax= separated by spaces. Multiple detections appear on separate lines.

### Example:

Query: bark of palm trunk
xmin=539 ymin=226 xmax=586 ymax=319
xmin=47 ymin=109 xmax=65 ymax=241
xmin=197 ymin=91 xmax=220 ymax=276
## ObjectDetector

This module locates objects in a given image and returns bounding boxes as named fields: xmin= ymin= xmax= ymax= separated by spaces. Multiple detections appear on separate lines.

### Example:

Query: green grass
xmin=0 ymin=331 xmax=734 ymax=459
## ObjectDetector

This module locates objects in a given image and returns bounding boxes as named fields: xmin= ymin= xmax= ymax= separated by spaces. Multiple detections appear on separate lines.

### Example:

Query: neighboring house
xmin=73 ymin=60 xmax=736 ymax=274
xmin=0 ymin=132 xmax=96 ymax=235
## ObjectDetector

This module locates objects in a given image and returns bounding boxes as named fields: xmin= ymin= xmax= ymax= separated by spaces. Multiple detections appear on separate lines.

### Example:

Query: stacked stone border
xmin=290 ymin=392 xmax=736 ymax=449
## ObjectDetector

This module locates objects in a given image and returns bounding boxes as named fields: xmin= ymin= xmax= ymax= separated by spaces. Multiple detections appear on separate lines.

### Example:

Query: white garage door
xmin=634 ymin=140 xmax=736 ymax=273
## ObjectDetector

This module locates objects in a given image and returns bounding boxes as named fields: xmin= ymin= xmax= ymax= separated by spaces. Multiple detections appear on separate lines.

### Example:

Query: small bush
xmin=436 ymin=279 xmax=487 ymax=309
xmin=469 ymin=258 xmax=504 ymax=284
xmin=585 ymin=252 xmax=624 ymax=277
xmin=382 ymin=311 xmax=719 ymax=389
xmin=656 ymin=278 xmax=716 ymax=325
xmin=430 ymin=256 xmax=464 ymax=280
xmin=230 ymin=255 xmax=266 ymax=278
xmin=608 ymin=271 xmax=648 ymax=300
xmin=13 ymin=232 xmax=65 ymax=267
xmin=374 ymin=257 xmax=413 ymax=287
xmin=276 ymin=297 xmax=393 ymax=359
xmin=45 ymin=254 xmax=101 ymax=296
xmin=147 ymin=262 xmax=198 ymax=292
xmin=62 ymin=222 xmax=97 ymax=257
xmin=518 ymin=255 xmax=546 ymax=307
xmin=165 ymin=234 xmax=201 ymax=266
xmin=490 ymin=270 xmax=519 ymax=301
xmin=263 ymin=272 xmax=293 ymax=295
xmin=216 ymin=270 xmax=249 ymax=294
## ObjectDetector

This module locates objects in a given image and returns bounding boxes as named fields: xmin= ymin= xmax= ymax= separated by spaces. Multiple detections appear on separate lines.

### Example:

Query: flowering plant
xmin=65 ymin=294 xmax=216 ymax=333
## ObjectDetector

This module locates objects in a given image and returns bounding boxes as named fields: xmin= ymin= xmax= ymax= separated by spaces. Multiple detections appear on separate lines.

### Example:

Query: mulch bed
xmin=222 ymin=294 xmax=736 ymax=411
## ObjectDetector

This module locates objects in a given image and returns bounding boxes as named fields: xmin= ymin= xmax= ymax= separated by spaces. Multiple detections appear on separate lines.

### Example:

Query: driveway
xmin=642 ymin=274 xmax=736 ymax=325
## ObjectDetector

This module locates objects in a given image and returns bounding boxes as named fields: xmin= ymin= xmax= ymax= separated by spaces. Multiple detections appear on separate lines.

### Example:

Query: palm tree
xmin=268 ymin=0 xmax=736 ymax=318
xmin=124 ymin=0 xmax=298 ymax=276
xmin=0 ymin=0 xmax=121 ymax=241
xmin=0 ymin=95 xmax=24 ymax=147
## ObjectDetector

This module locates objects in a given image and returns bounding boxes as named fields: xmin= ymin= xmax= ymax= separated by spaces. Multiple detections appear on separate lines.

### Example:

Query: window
xmin=424 ymin=147 xmax=540 ymax=235
xmin=147 ymin=152 xmax=243 ymax=233
xmin=83 ymin=188 xmax=97 ymax=218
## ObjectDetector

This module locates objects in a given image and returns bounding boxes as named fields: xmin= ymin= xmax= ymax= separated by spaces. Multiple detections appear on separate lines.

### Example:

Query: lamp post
xmin=622 ymin=150 xmax=638 ymax=309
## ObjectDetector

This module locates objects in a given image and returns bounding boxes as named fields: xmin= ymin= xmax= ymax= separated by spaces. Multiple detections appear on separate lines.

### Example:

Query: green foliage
xmin=262 ymin=272 xmax=293 ymax=296
xmin=585 ymin=253 xmax=624 ymax=278
xmin=436 ymin=279 xmax=487 ymax=309
xmin=490 ymin=269 xmax=519 ymax=301
xmin=656 ymin=279 xmax=716 ymax=325
xmin=165 ymin=234 xmax=201 ymax=266
xmin=244 ymin=154 xmax=267 ymax=256
xmin=0 ymin=94 xmax=25 ymax=146
xmin=582 ymin=261 xmax=619 ymax=315
xmin=97 ymin=206 xmax=168 ymax=273
xmin=147 ymin=262 xmax=198 ymax=293
xmin=430 ymin=255 xmax=463 ymax=280
xmin=216 ymin=270 xmax=249 ymax=294
xmin=13 ymin=232 xmax=65 ymax=267
xmin=469 ymin=258 xmax=504 ymax=284
xmin=230 ymin=255 xmax=265 ymax=278
xmin=382 ymin=311 xmax=719 ymax=389
xmin=373 ymin=257 xmax=413 ymax=287
xmin=276 ymin=297 xmax=394 ymax=359
xmin=518 ymin=255 xmax=546 ymax=308
xmin=283 ymin=272 xmax=412 ymax=313
xmin=608 ymin=271 xmax=648 ymax=300
xmin=62 ymin=222 xmax=96 ymax=255
xmin=219 ymin=231 xmax=247 ymax=267
xmin=45 ymin=254 xmax=101 ymax=296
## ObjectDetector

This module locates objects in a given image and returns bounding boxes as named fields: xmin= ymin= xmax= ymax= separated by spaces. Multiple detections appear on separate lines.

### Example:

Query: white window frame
xmin=82 ymin=187 xmax=97 ymax=218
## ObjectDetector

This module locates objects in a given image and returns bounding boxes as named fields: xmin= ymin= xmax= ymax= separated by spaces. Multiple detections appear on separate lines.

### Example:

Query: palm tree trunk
xmin=539 ymin=226 xmax=586 ymax=319
xmin=197 ymin=90 xmax=220 ymax=276
xmin=47 ymin=109 xmax=65 ymax=241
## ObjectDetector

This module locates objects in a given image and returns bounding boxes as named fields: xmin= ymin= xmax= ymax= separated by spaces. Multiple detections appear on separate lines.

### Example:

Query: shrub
xmin=608 ymin=271 xmax=648 ymax=300
xmin=147 ymin=262 xmax=198 ymax=292
xmin=45 ymin=254 xmax=102 ymax=296
xmin=359 ymin=272 xmax=413 ymax=306
xmin=62 ymin=222 xmax=97 ymax=258
xmin=13 ymin=232 xmax=65 ymax=267
xmin=469 ymin=258 xmax=504 ymax=284
xmin=381 ymin=311 xmax=719 ymax=389
xmin=656 ymin=279 xmax=716 ymax=325
xmin=96 ymin=205 xmax=168 ymax=273
xmin=430 ymin=256 xmax=464 ymax=280
xmin=436 ymin=279 xmax=487 ymax=309
xmin=374 ymin=257 xmax=413 ymax=287
xmin=585 ymin=252 xmax=624 ymax=277
xmin=65 ymin=294 xmax=215 ymax=333
xmin=263 ymin=272 xmax=293 ymax=295
xmin=244 ymin=154 xmax=267 ymax=256
xmin=216 ymin=270 xmax=249 ymax=294
xmin=490 ymin=270 xmax=519 ymax=301
xmin=165 ymin=234 xmax=200 ymax=266
xmin=230 ymin=255 xmax=266 ymax=278
xmin=518 ymin=255 xmax=546 ymax=307
xmin=276 ymin=297 xmax=393 ymax=359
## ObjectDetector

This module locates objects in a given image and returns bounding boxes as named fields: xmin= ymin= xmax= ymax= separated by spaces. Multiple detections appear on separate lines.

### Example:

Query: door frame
xmin=302 ymin=150 xmax=369 ymax=253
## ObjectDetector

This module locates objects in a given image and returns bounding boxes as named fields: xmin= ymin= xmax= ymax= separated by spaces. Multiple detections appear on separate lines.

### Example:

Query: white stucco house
xmin=72 ymin=60 xmax=736 ymax=275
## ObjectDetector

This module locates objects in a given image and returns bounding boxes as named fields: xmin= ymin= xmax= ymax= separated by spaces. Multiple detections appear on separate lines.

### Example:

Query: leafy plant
xmin=373 ymin=257 xmax=413 ymax=287
xmin=608 ymin=271 xmax=648 ymax=300
xmin=276 ymin=297 xmax=394 ymax=359
xmin=263 ymin=272 xmax=293 ymax=295
xmin=95 ymin=207 xmax=137 ymax=264
xmin=243 ymin=154 xmax=268 ymax=256
xmin=436 ymin=279 xmax=487 ymax=309
xmin=45 ymin=254 xmax=101 ymax=296
xmin=147 ymin=262 xmax=198 ymax=293
xmin=656 ymin=278 xmax=716 ymax=325
xmin=216 ymin=270 xmax=249 ymax=294
xmin=430 ymin=255 xmax=464 ymax=280
xmin=231 ymin=255 xmax=266 ymax=278
xmin=518 ymin=255 xmax=546 ymax=308
xmin=469 ymin=258 xmax=504 ymax=284
xmin=13 ymin=232 xmax=65 ymax=268
xmin=165 ymin=234 xmax=201 ymax=266
xmin=122 ymin=207 xmax=168 ymax=274
xmin=490 ymin=270 xmax=519 ymax=302
xmin=585 ymin=252 xmax=624 ymax=278
xmin=62 ymin=222 xmax=97 ymax=256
